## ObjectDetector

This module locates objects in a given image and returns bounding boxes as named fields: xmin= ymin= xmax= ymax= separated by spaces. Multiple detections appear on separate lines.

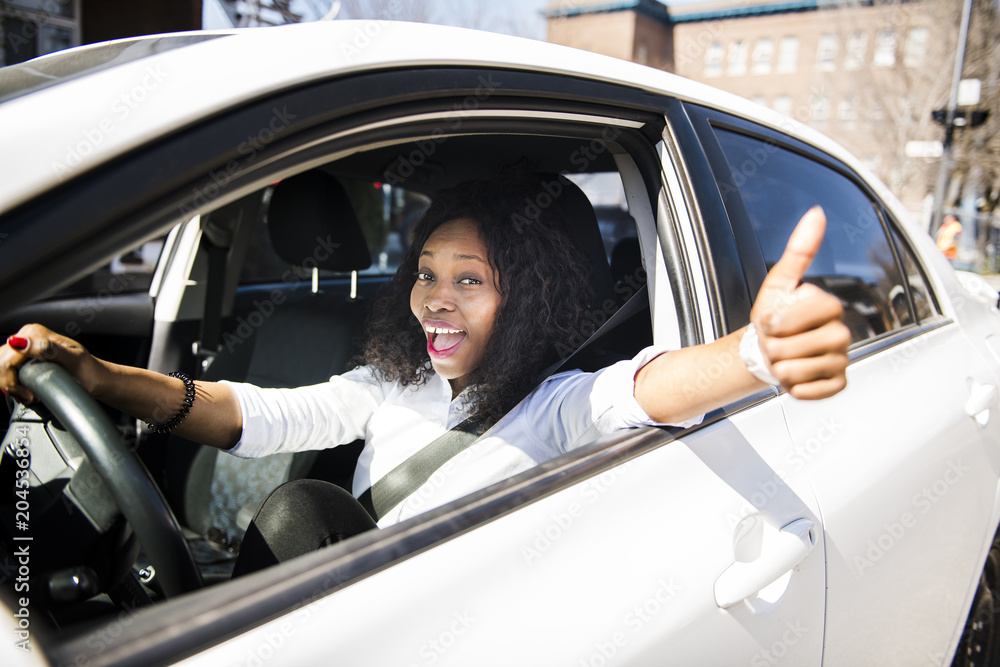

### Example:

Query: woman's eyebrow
xmin=419 ymin=249 xmax=486 ymax=263
xmin=454 ymin=253 xmax=487 ymax=263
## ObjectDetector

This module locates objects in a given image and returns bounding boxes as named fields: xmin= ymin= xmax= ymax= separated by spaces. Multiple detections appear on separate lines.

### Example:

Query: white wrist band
xmin=740 ymin=323 xmax=780 ymax=386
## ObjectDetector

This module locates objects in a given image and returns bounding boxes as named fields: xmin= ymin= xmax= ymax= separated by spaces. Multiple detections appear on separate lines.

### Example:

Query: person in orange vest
xmin=936 ymin=214 xmax=963 ymax=260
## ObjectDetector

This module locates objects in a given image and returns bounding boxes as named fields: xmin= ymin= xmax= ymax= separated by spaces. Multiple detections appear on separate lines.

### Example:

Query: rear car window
xmin=712 ymin=128 xmax=919 ymax=344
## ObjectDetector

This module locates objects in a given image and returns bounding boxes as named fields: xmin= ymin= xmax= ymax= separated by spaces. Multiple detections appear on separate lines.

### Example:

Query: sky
xmin=205 ymin=0 xmax=713 ymax=35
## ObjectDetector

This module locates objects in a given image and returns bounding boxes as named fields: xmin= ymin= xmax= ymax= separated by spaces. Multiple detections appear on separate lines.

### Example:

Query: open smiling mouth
xmin=426 ymin=325 xmax=467 ymax=358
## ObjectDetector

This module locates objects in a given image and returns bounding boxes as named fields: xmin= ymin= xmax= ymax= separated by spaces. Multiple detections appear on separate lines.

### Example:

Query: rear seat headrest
xmin=267 ymin=170 xmax=372 ymax=272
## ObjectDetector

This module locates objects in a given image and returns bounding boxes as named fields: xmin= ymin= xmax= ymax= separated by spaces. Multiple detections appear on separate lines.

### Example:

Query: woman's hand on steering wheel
xmin=1 ymin=323 xmax=107 ymax=405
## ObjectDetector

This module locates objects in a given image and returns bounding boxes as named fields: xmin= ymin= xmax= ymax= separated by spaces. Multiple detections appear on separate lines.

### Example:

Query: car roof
xmin=0 ymin=19 xmax=874 ymax=217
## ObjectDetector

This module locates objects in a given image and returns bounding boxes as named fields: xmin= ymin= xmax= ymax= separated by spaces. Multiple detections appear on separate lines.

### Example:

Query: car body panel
xmin=783 ymin=322 xmax=1000 ymax=665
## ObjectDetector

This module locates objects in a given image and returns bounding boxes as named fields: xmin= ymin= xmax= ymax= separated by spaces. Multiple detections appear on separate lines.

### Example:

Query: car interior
xmin=0 ymin=129 xmax=658 ymax=629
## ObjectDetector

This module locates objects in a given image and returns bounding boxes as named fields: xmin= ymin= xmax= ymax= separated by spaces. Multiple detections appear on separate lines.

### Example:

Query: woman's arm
xmin=1 ymin=324 xmax=243 ymax=449
xmin=634 ymin=207 xmax=851 ymax=424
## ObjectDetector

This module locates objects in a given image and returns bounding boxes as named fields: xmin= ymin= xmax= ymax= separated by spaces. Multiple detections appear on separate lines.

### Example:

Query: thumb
xmin=761 ymin=206 xmax=826 ymax=294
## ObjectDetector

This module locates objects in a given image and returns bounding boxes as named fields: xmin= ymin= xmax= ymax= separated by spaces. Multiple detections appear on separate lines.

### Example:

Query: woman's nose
xmin=424 ymin=281 xmax=456 ymax=312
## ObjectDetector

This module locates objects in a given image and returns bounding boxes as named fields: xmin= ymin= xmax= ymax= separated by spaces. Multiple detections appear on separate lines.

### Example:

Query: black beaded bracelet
xmin=146 ymin=371 xmax=196 ymax=434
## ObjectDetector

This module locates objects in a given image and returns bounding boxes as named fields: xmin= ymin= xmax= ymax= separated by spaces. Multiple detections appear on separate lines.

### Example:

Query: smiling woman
xmin=410 ymin=218 xmax=502 ymax=396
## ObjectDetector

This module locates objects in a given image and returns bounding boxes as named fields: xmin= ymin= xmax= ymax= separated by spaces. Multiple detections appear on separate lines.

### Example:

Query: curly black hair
xmin=356 ymin=168 xmax=597 ymax=427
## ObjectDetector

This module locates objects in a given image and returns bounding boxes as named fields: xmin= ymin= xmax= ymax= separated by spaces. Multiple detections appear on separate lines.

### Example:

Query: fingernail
xmin=7 ymin=336 xmax=28 ymax=351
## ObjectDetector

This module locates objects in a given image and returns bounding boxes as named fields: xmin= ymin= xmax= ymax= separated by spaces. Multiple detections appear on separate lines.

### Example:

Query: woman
xmin=0 ymin=170 xmax=850 ymax=571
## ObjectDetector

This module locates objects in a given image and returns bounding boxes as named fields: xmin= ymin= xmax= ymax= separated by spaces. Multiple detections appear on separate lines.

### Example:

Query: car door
xmin=684 ymin=105 xmax=1000 ymax=665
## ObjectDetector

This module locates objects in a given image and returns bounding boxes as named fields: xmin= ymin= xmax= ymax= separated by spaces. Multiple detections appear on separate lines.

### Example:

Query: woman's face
xmin=410 ymin=217 xmax=501 ymax=393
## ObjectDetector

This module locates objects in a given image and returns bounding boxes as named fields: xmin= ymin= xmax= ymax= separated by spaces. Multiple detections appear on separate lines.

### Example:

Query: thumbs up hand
xmin=749 ymin=207 xmax=850 ymax=400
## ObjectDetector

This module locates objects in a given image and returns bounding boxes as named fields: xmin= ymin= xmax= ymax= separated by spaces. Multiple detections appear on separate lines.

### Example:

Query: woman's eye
xmin=416 ymin=271 xmax=433 ymax=281
xmin=459 ymin=277 xmax=482 ymax=285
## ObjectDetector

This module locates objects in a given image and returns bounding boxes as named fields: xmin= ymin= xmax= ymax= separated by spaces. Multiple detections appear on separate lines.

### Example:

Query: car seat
xmin=173 ymin=170 xmax=373 ymax=547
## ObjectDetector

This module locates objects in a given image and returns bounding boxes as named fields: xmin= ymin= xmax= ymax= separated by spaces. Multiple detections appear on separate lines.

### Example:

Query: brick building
xmin=546 ymin=0 xmax=962 ymax=220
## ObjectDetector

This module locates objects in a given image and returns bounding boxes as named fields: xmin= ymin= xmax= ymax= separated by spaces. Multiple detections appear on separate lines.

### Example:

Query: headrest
xmin=535 ymin=173 xmax=616 ymax=306
xmin=267 ymin=170 xmax=372 ymax=272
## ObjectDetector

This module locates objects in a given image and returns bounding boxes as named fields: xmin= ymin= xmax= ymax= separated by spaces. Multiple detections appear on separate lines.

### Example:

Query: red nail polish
xmin=7 ymin=336 xmax=28 ymax=351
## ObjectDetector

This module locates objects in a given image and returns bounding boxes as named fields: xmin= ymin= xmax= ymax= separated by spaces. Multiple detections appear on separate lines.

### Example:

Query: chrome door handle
xmin=715 ymin=518 xmax=816 ymax=609
xmin=965 ymin=383 xmax=998 ymax=426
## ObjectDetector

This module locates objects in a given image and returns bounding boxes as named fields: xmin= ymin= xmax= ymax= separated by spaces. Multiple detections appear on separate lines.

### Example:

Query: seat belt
xmin=356 ymin=284 xmax=649 ymax=521
xmin=194 ymin=235 xmax=228 ymax=376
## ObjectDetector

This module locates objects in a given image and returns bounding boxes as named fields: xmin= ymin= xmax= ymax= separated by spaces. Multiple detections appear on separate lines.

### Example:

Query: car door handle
xmin=714 ymin=518 xmax=817 ymax=609
xmin=965 ymin=382 xmax=997 ymax=426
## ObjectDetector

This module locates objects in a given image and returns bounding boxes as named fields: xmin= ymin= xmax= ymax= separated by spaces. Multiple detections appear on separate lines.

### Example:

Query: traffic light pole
xmin=930 ymin=0 xmax=973 ymax=236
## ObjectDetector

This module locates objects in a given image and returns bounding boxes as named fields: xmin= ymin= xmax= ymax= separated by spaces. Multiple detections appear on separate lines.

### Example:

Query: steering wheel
xmin=17 ymin=360 xmax=202 ymax=597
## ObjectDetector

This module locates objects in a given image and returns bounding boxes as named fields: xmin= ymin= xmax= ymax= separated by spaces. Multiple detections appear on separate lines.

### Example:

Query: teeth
xmin=425 ymin=326 xmax=464 ymax=334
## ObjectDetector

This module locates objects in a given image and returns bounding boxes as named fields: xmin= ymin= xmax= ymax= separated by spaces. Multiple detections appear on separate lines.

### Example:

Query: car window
xmin=712 ymin=128 xmax=916 ymax=343
xmin=52 ymin=236 xmax=165 ymax=298
xmin=889 ymin=224 xmax=939 ymax=322
xmin=238 ymin=176 xmax=429 ymax=284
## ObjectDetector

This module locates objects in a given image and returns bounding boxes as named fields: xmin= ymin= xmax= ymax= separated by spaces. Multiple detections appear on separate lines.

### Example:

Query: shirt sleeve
xmin=221 ymin=365 xmax=386 ymax=459
xmin=522 ymin=345 xmax=704 ymax=454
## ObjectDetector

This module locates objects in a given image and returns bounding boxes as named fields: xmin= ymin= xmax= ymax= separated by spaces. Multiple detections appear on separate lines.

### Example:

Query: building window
xmin=816 ymin=33 xmax=837 ymax=71
xmin=635 ymin=42 xmax=649 ymax=65
xmin=845 ymin=31 xmax=867 ymax=70
xmin=811 ymin=95 xmax=830 ymax=126
xmin=751 ymin=38 xmax=773 ymax=75
xmin=874 ymin=30 xmax=896 ymax=67
xmin=1 ymin=0 xmax=78 ymax=66
xmin=777 ymin=36 xmax=798 ymax=73
xmin=705 ymin=41 xmax=723 ymax=77
xmin=904 ymin=28 xmax=929 ymax=68
xmin=773 ymin=95 xmax=793 ymax=117
xmin=728 ymin=40 xmax=748 ymax=76
xmin=868 ymin=99 xmax=886 ymax=126
xmin=838 ymin=96 xmax=858 ymax=129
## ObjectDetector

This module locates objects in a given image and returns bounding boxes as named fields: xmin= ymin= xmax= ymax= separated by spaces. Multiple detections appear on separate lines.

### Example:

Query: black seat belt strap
xmin=357 ymin=283 xmax=649 ymax=522
xmin=195 ymin=237 xmax=227 ymax=376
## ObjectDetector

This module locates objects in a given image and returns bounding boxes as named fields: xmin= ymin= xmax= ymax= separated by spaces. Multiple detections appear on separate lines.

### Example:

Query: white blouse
xmin=222 ymin=345 xmax=700 ymax=527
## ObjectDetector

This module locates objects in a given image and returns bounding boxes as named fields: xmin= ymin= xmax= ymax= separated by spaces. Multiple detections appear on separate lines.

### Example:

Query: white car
xmin=1 ymin=20 xmax=999 ymax=667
